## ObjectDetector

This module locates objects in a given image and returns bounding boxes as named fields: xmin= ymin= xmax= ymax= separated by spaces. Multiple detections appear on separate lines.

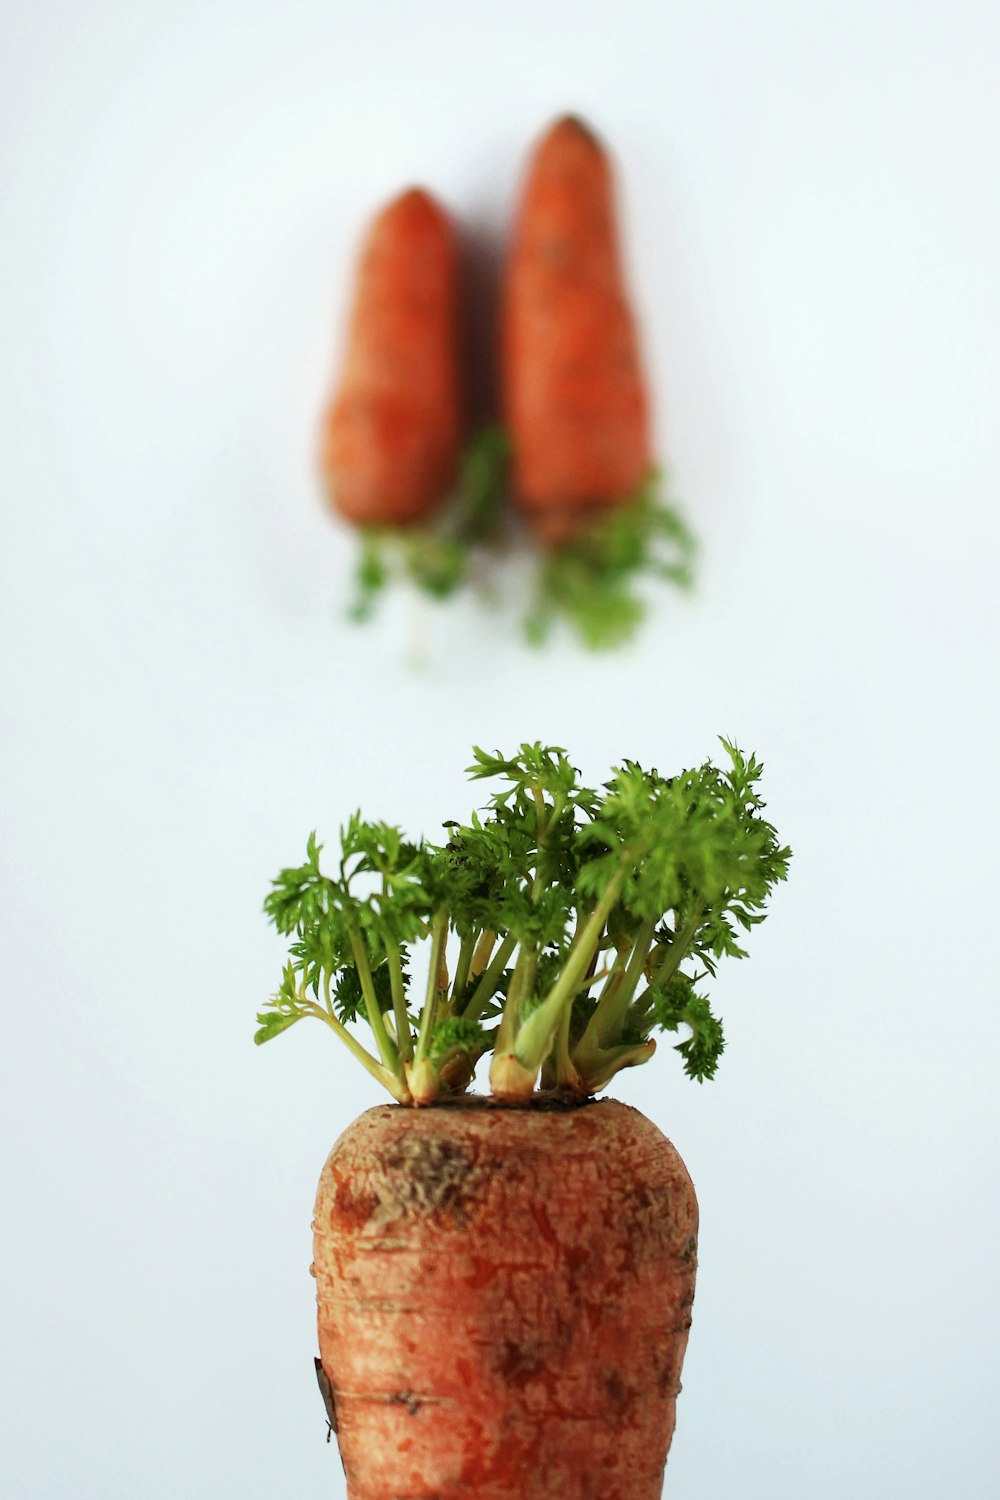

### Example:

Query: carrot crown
xmin=257 ymin=741 xmax=790 ymax=1104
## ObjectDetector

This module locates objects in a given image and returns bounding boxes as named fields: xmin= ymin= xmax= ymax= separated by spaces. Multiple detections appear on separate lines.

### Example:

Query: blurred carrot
xmin=503 ymin=116 xmax=652 ymax=544
xmin=323 ymin=188 xmax=461 ymax=527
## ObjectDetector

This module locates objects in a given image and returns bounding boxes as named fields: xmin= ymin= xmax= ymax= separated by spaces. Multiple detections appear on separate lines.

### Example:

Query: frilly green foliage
xmin=348 ymin=427 xmax=509 ymax=620
xmin=346 ymin=435 xmax=693 ymax=650
xmin=525 ymin=476 xmax=695 ymax=650
xmin=258 ymin=740 xmax=790 ymax=1104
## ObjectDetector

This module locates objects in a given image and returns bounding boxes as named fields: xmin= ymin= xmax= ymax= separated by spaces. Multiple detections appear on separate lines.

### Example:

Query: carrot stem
xmin=496 ymin=944 xmax=537 ymax=1055
xmin=550 ymin=992 xmax=583 ymax=1090
xmin=468 ymin=929 xmax=496 ymax=982
xmin=385 ymin=940 xmax=413 ymax=1063
xmin=572 ymin=1037 xmax=657 ymax=1092
xmin=303 ymin=1000 xmax=409 ymax=1103
xmin=448 ymin=932 xmax=476 ymax=1014
xmin=634 ymin=906 xmax=705 ymax=1010
xmin=412 ymin=912 xmax=448 ymax=1067
xmin=580 ymin=915 xmax=656 ymax=1052
xmin=514 ymin=869 xmax=626 ymax=1070
xmin=460 ymin=930 xmax=517 ymax=1020
xmin=347 ymin=929 xmax=400 ymax=1075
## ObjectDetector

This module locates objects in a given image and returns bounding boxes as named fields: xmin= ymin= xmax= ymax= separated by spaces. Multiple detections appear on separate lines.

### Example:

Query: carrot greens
xmin=348 ymin=426 xmax=509 ymax=622
xmin=524 ymin=474 xmax=696 ymax=650
xmin=347 ymin=443 xmax=695 ymax=651
xmin=257 ymin=741 xmax=790 ymax=1104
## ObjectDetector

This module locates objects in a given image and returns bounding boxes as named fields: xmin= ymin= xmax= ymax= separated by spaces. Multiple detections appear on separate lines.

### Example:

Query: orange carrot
xmin=503 ymin=116 xmax=652 ymax=545
xmin=312 ymin=1098 xmax=698 ymax=1500
xmin=323 ymin=189 xmax=461 ymax=527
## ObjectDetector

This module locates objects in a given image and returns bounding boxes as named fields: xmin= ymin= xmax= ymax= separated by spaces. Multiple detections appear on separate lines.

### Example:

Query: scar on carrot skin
xmin=362 ymin=1135 xmax=481 ymax=1226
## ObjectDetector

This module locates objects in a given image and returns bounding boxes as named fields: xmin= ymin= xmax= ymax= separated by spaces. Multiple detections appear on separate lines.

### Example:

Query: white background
xmin=2 ymin=2 xmax=998 ymax=1496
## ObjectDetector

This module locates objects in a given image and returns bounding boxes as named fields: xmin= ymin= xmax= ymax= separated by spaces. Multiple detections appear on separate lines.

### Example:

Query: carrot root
xmin=323 ymin=188 xmax=461 ymax=528
xmin=313 ymin=1097 xmax=698 ymax=1500
xmin=502 ymin=115 xmax=652 ymax=537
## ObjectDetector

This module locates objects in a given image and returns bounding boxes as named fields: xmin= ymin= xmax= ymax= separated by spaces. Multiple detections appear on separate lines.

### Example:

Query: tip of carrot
xmin=379 ymin=185 xmax=450 ymax=226
xmin=392 ymin=185 xmax=436 ymax=206
xmin=547 ymin=113 xmax=603 ymax=149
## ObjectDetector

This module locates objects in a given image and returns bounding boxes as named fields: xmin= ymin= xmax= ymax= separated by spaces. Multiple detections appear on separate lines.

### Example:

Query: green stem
xmin=577 ymin=963 xmax=615 ymax=992
xmin=513 ymin=868 xmax=627 ymax=1071
xmin=460 ymin=930 xmax=518 ymax=1020
xmin=303 ymin=1000 xmax=409 ymax=1103
xmin=627 ymin=986 xmax=655 ymax=1031
xmin=468 ymin=929 xmax=496 ymax=981
xmin=550 ymin=992 xmax=583 ymax=1090
xmin=449 ymin=932 xmax=477 ymax=1015
xmin=588 ymin=959 xmax=625 ymax=1032
xmin=579 ymin=915 xmax=657 ymax=1052
xmin=634 ymin=907 xmax=705 ymax=1012
xmin=385 ymin=940 xmax=412 ymax=1063
xmin=572 ymin=1037 xmax=656 ymax=1093
xmin=347 ymin=929 xmax=399 ymax=1073
xmin=496 ymin=943 xmax=537 ymax=1054
xmin=530 ymin=791 xmax=565 ymax=900
xmin=413 ymin=912 xmax=448 ymax=1066
xmin=531 ymin=783 xmax=546 ymax=837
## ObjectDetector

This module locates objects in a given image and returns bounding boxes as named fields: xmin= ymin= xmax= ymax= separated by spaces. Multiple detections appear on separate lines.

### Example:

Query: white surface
xmin=2 ymin=2 xmax=998 ymax=1497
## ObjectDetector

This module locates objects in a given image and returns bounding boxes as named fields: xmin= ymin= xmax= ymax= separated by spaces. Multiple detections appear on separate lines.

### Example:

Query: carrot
xmin=323 ymin=188 xmax=461 ymax=527
xmin=312 ymin=1097 xmax=698 ymax=1500
xmin=259 ymin=743 xmax=790 ymax=1491
xmin=502 ymin=116 xmax=652 ymax=545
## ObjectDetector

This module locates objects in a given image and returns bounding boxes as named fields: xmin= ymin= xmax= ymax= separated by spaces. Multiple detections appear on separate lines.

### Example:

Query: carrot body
xmin=502 ymin=117 xmax=652 ymax=545
xmin=313 ymin=1098 xmax=698 ymax=1500
xmin=323 ymin=189 xmax=461 ymax=527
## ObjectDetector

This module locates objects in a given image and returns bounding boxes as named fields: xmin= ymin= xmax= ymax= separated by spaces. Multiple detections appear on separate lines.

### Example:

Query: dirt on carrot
xmin=323 ymin=188 xmax=462 ymax=527
xmin=502 ymin=115 xmax=652 ymax=545
xmin=312 ymin=1097 xmax=698 ymax=1500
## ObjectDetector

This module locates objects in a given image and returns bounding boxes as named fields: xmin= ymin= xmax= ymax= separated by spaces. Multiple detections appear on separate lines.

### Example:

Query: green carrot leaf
xmin=527 ymin=475 xmax=695 ymax=650
xmin=253 ymin=1010 xmax=304 ymax=1045
xmin=259 ymin=739 xmax=789 ymax=1100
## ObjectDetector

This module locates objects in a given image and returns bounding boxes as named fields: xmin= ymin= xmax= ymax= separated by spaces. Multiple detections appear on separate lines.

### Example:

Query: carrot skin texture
xmin=313 ymin=1098 xmax=698 ymax=1500
xmin=503 ymin=117 xmax=652 ymax=543
xmin=323 ymin=189 xmax=461 ymax=527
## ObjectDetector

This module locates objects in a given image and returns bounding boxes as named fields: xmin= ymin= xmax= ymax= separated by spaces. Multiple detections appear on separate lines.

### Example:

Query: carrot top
xmin=347 ymin=445 xmax=694 ymax=650
xmin=347 ymin=425 xmax=510 ymax=620
xmin=257 ymin=742 xmax=790 ymax=1104
xmin=257 ymin=747 xmax=791 ymax=1110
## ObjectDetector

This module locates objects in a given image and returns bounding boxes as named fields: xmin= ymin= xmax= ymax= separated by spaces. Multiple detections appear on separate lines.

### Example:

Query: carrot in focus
xmin=503 ymin=116 xmax=652 ymax=545
xmin=323 ymin=188 xmax=461 ymax=527
xmin=313 ymin=1099 xmax=698 ymax=1500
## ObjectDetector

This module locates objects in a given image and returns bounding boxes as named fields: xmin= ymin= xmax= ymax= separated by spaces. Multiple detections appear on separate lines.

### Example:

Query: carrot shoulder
xmin=323 ymin=188 xmax=461 ymax=527
xmin=503 ymin=116 xmax=652 ymax=543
